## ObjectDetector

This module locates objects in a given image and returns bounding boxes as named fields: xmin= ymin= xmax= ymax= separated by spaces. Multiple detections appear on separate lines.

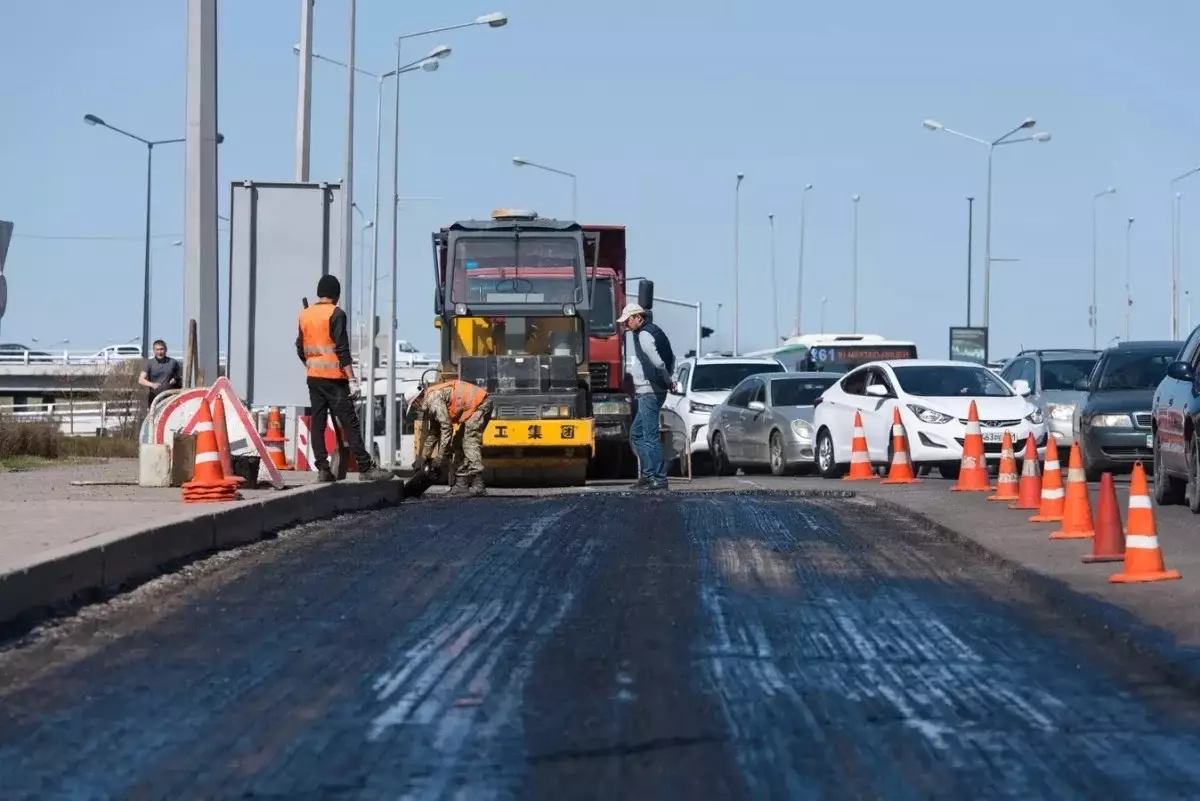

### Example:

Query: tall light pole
xmin=84 ymin=114 xmax=223 ymax=359
xmin=384 ymin=12 xmax=508 ymax=469
xmin=966 ymin=197 xmax=974 ymax=326
xmin=733 ymin=172 xmax=744 ymax=355
xmin=1125 ymin=216 xmax=1135 ymax=341
xmin=851 ymin=194 xmax=860 ymax=331
xmin=923 ymin=117 xmax=1051 ymax=329
xmin=341 ymin=0 xmax=358 ymax=338
xmin=768 ymin=213 xmax=779 ymax=343
xmin=1091 ymin=186 xmax=1117 ymax=348
xmin=1171 ymin=168 xmax=1200 ymax=339
xmin=511 ymin=158 xmax=576 ymax=217
xmin=294 ymin=0 xmax=314 ymax=180
xmin=820 ymin=296 xmax=828 ymax=334
xmin=795 ymin=183 xmax=813 ymax=336
xmin=302 ymin=46 xmax=445 ymax=448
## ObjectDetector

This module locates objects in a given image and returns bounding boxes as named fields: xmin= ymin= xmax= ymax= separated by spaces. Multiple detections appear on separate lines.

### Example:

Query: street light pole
xmin=966 ymin=196 xmax=974 ymax=326
xmin=733 ymin=172 xmax=744 ymax=355
xmin=511 ymin=157 xmax=577 ymax=217
xmin=1091 ymin=187 xmax=1117 ymax=348
xmin=795 ymin=183 xmax=813 ymax=336
xmin=342 ymin=0 xmax=357 ymax=332
xmin=851 ymin=194 xmax=860 ymax=331
xmin=1126 ymin=216 xmax=1135 ymax=341
xmin=1170 ymin=167 xmax=1200 ymax=339
xmin=768 ymin=213 xmax=778 ymax=343
xmin=295 ymin=0 xmax=314 ymax=180
xmin=923 ymin=117 xmax=1051 ymax=329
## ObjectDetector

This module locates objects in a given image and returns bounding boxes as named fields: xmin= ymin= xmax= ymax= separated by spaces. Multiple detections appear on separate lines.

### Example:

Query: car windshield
xmin=692 ymin=362 xmax=784 ymax=392
xmin=1096 ymin=351 xmax=1176 ymax=390
xmin=1040 ymin=358 xmax=1098 ymax=390
xmin=892 ymin=365 xmax=1013 ymax=397
xmin=770 ymin=376 xmax=836 ymax=406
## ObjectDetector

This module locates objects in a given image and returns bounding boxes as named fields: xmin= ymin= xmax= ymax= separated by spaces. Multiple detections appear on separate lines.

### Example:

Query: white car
xmin=662 ymin=354 xmax=786 ymax=463
xmin=812 ymin=359 xmax=1048 ymax=480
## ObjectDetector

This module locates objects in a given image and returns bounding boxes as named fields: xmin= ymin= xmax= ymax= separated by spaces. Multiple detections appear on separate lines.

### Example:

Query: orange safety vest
xmin=426 ymin=380 xmax=488 ymax=423
xmin=298 ymin=301 xmax=347 ymax=379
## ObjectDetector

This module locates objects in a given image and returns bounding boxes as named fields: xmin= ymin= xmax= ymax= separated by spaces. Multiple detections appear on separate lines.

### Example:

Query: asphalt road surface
xmin=4 ymin=490 xmax=1200 ymax=800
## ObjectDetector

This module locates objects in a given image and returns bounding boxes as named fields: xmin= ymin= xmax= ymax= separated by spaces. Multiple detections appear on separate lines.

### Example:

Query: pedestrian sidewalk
xmin=0 ymin=459 xmax=402 ymax=629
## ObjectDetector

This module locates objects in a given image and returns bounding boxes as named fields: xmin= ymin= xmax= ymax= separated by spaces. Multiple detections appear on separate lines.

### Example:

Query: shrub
xmin=0 ymin=414 xmax=139 ymax=462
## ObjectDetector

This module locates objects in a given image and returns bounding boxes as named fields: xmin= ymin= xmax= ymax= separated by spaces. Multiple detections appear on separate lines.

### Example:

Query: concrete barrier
xmin=0 ymin=479 xmax=404 ymax=631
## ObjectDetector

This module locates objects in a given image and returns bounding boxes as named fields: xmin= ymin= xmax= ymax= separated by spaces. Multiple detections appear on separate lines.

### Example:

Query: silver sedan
xmin=707 ymin=372 xmax=839 ymax=476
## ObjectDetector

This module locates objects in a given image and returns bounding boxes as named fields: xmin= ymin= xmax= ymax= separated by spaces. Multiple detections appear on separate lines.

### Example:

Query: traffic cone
xmin=881 ymin=408 xmax=920 ymax=484
xmin=211 ymin=394 xmax=244 ymax=486
xmin=1083 ymin=472 xmax=1125 ymax=563
xmin=1030 ymin=438 xmax=1066 ymax=522
xmin=263 ymin=407 xmax=292 ymax=470
xmin=1008 ymin=433 xmax=1043 ymax=510
xmin=988 ymin=431 xmax=1019 ymax=501
xmin=181 ymin=399 xmax=243 ymax=504
xmin=843 ymin=411 xmax=877 ymax=481
xmin=1050 ymin=443 xmax=1095 ymax=539
xmin=951 ymin=400 xmax=992 ymax=492
xmin=1110 ymin=462 xmax=1181 ymax=583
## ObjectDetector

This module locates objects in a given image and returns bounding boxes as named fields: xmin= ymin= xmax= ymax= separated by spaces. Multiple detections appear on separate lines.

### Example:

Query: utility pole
xmin=294 ymin=0 xmax=314 ymax=181
xmin=768 ymin=213 xmax=779 ymax=343
xmin=1125 ymin=216 xmax=1135 ymax=341
xmin=966 ymin=197 xmax=974 ymax=326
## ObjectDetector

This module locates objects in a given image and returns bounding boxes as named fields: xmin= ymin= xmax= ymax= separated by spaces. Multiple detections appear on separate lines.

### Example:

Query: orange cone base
xmin=881 ymin=476 xmax=921 ymax=485
xmin=842 ymin=474 xmax=878 ymax=482
xmin=1109 ymin=570 xmax=1182 ymax=584
xmin=1008 ymin=501 xmax=1040 ymax=510
xmin=1082 ymin=553 xmax=1125 ymax=564
xmin=1049 ymin=529 xmax=1094 ymax=540
xmin=183 ymin=477 xmax=243 ymax=490
xmin=951 ymin=485 xmax=993 ymax=492
xmin=988 ymin=492 xmax=1019 ymax=501
xmin=1029 ymin=513 xmax=1064 ymax=523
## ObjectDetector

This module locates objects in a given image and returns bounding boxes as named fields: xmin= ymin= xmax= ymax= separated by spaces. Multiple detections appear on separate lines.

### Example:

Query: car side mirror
xmin=1072 ymin=377 xmax=1090 ymax=392
xmin=865 ymin=384 xmax=889 ymax=398
xmin=1167 ymin=360 xmax=1195 ymax=382
xmin=748 ymin=400 xmax=766 ymax=412
xmin=1012 ymin=379 xmax=1032 ymax=396
xmin=637 ymin=279 xmax=654 ymax=310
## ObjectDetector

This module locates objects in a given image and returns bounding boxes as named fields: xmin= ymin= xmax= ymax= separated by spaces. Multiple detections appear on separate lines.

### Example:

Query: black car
xmin=1074 ymin=340 xmax=1183 ymax=481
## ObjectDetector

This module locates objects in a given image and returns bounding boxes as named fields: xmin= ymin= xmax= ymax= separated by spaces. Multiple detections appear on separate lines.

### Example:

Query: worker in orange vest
xmin=410 ymin=377 xmax=494 ymax=496
xmin=296 ymin=275 xmax=393 ymax=483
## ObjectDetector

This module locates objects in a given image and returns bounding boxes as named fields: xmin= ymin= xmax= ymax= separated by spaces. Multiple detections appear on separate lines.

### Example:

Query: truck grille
xmin=588 ymin=361 xmax=610 ymax=387
xmin=1134 ymin=412 xmax=1152 ymax=429
xmin=495 ymin=404 xmax=543 ymax=419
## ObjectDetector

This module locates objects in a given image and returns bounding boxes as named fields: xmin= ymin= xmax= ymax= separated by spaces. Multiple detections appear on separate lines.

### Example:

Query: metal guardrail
xmin=0 ymin=351 xmax=229 ymax=366
xmin=2 ymin=400 xmax=141 ymax=436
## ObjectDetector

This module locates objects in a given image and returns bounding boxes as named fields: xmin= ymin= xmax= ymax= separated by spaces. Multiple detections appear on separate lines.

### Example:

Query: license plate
xmin=1147 ymin=434 xmax=1154 ymax=448
xmin=982 ymin=431 xmax=1004 ymax=443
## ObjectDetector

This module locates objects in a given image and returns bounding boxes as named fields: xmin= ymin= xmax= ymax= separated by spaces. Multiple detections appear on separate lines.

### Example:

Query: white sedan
xmin=812 ymin=359 xmax=1048 ymax=480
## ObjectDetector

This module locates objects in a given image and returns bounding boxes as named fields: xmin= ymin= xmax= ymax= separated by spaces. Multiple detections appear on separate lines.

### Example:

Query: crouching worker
xmin=411 ymin=378 xmax=494 ymax=496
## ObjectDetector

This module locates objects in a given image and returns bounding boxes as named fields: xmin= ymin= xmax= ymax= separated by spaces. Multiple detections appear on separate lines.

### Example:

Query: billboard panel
xmin=949 ymin=326 xmax=988 ymax=365
xmin=226 ymin=182 xmax=347 ymax=407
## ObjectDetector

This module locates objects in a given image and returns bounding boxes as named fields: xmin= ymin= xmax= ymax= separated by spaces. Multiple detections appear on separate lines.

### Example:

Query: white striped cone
xmin=850 ymin=425 xmax=869 ymax=464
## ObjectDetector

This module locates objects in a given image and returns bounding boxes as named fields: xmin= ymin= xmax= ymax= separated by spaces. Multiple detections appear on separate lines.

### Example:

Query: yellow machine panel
xmin=482 ymin=418 xmax=594 ymax=448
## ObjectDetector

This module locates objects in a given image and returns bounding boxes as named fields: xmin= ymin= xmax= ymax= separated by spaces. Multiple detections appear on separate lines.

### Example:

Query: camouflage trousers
xmin=453 ymin=397 xmax=494 ymax=478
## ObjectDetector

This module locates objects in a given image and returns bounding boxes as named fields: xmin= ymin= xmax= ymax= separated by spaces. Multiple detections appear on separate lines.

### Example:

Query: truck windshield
xmin=589 ymin=277 xmax=616 ymax=335
xmin=450 ymin=316 xmax=585 ymax=364
xmin=452 ymin=236 xmax=582 ymax=304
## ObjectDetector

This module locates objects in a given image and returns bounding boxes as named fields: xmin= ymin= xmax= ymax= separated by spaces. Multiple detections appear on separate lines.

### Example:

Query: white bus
xmin=746 ymin=333 xmax=918 ymax=374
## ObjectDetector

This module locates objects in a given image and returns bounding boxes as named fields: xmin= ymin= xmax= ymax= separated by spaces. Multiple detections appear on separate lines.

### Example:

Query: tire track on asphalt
xmin=683 ymin=494 xmax=1200 ymax=800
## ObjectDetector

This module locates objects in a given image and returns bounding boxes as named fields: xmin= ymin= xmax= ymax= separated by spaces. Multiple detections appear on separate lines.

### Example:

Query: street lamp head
xmin=292 ymin=43 xmax=301 ymax=54
xmin=922 ymin=119 xmax=943 ymax=131
xmin=1105 ymin=186 xmax=1117 ymax=195
xmin=420 ymin=59 xmax=439 ymax=72
xmin=513 ymin=157 xmax=527 ymax=166
xmin=476 ymin=11 xmax=508 ymax=27
xmin=768 ymin=213 xmax=774 ymax=221
xmin=1020 ymin=117 xmax=1036 ymax=129
xmin=428 ymin=44 xmax=452 ymax=59
xmin=852 ymin=193 xmax=860 ymax=202
xmin=804 ymin=183 xmax=814 ymax=190
xmin=83 ymin=113 xmax=104 ymax=127
xmin=736 ymin=172 xmax=744 ymax=182
xmin=1032 ymin=131 xmax=1051 ymax=142
xmin=215 ymin=133 xmax=226 ymax=144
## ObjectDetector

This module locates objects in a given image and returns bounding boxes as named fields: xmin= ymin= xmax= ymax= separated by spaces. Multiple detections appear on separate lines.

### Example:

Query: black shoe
xmin=645 ymin=478 xmax=669 ymax=491
xmin=630 ymin=476 xmax=652 ymax=489
xmin=317 ymin=468 xmax=337 ymax=483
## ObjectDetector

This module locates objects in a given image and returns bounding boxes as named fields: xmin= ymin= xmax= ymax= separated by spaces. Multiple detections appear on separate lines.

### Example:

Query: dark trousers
xmin=307 ymin=377 xmax=373 ymax=472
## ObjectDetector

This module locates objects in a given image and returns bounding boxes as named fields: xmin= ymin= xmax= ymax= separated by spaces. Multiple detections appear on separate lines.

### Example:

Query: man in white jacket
xmin=619 ymin=303 xmax=676 ymax=490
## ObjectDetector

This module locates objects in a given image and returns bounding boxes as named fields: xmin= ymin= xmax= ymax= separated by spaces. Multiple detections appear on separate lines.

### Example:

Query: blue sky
xmin=3 ymin=0 xmax=1200 ymax=360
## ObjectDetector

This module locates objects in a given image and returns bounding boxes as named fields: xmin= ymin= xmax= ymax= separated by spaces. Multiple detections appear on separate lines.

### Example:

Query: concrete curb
xmin=0 ymin=479 xmax=403 ymax=633
xmin=865 ymin=493 xmax=1200 ymax=695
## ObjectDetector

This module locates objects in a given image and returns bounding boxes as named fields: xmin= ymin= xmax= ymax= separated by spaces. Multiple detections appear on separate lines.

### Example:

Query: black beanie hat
xmin=317 ymin=274 xmax=341 ymax=301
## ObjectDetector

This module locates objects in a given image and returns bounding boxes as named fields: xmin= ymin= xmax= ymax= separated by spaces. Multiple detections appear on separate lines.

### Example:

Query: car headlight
xmin=790 ymin=419 xmax=814 ymax=439
xmin=689 ymin=400 xmax=714 ymax=414
xmin=594 ymin=400 xmax=630 ymax=416
xmin=1046 ymin=402 xmax=1075 ymax=421
xmin=1092 ymin=413 xmax=1133 ymax=428
xmin=906 ymin=403 xmax=953 ymax=424
xmin=1025 ymin=407 xmax=1044 ymax=425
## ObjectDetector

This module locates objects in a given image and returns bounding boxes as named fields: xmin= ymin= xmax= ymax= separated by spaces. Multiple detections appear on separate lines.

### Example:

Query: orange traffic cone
xmin=843 ymin=411 xmax=876 ymax=481
xmin=211 ymin=394 xmax=244 ymax=486
xmin=181 ymin=399 xmax=243 ymax=504
xmin=1110 ymin=462 xmax=1181 ymax=583
xmin=1030 ymin=438 xmax=1066 ymax=522
xmin=951 ymin=400 xmax=992 ymax=492
xmin=1083 ymin=472 xmax=1125 ymax=563
xmin=263 ymin=407 xmax=292 ymax=470
xmin=881 ymin=408 xmax=920 ymax=484
xmin=988 ymin=431 xmax=1019 ymax=501
xmin=1050 ymin=443 xmax=1095 ymax=539
xmin=1009 ymin=433 xmax=1043 ymax=510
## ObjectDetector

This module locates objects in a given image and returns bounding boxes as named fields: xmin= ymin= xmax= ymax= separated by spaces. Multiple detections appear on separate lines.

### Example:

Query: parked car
xmin=662 ymin=353 xmax=786 ymax=468
xmin=812 ymin=359 xmax=1047 ymax=480
xmin=1151 ymin=329 xmax=1200 ymax=508
xmin=707 ymin=372 xmax=839 ymax=476
xmin=999 ymin=348 xmax=1100 ymax=450
xmin=1075 ymin=340 xmax=1181 ymax=481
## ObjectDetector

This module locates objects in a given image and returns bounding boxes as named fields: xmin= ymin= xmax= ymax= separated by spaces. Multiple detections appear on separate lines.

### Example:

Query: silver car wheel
xmin=817 ymin=432 xmax=833 ymax=472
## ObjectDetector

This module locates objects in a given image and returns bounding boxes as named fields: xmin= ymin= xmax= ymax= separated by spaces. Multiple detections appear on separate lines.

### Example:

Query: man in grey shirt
xmin=138 ymin=339 xmax=182 ymax=409
xmin=618 ymin=303 xmax=675 ymax=490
